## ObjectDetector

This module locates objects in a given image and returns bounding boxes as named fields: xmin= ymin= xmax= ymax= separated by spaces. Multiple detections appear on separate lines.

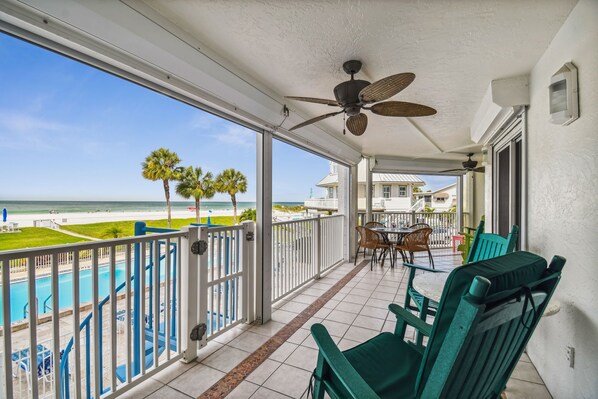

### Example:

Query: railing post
xmin=132 ymin=221 xmax=145 ymax=376
xmin=197 ymin=226 xmax=208 ymax=350
xmin=242 ymin=221 xmax=255 ymax=324
xmin=315 ymin=215 xmax=322 ymax=279
xmin=411 ymin=211 xmax=416 ymax=226
xmin=181 ymin=225 xmax=200 ymax=362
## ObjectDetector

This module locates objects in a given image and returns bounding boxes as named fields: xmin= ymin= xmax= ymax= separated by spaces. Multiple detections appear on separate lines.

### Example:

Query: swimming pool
xmin=0 ymin=259 xmax=169 ymax=324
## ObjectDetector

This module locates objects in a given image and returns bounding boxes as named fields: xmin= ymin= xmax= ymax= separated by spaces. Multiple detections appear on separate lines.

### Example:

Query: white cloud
xmin=212 ymin=125 xmax=254 ymax=147
xmin=0 ymin=111 xmax=94 ymax=152
xmin=0 ymin=111 xmax=73 ymax=133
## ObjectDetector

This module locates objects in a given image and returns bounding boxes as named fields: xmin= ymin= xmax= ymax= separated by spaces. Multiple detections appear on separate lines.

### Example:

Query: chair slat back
xmin=364 ymin=221 xmax=384 ymax=229
xmin=417 ymin=253 xmax=565 ymax=399
xmin=402 ymin=227 xmax=432 ymax=249
xmin=355 ymin=226 xmax=383 ymax=249
xmin=467 ymin=220 xmax=519 ymax=263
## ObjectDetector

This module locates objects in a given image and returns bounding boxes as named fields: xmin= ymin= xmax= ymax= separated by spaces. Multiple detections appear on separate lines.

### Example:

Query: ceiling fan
xmin=285 ymin=60 xmax=436 ymax=136
xmin=440 ymin=153 xmax=485 ymax=173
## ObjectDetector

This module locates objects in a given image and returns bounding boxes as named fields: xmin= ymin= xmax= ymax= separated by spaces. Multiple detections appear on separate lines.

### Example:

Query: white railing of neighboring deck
xmin=271 ymin=215 xmax=344 ymax=302
xmin=358 ymin=211 xmax=458 ymax=249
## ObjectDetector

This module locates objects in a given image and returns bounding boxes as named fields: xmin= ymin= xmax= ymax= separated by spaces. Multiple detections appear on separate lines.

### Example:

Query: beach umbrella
xmin=2 ymin=208 xmax=6 ymax=222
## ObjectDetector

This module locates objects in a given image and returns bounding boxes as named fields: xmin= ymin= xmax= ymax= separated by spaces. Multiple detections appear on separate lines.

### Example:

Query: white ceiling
xmin=139 ymin=0 xmax=576 ymax=160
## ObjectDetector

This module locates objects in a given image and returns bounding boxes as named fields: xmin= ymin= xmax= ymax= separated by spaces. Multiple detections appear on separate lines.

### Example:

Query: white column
xmin=339 ymin=164 xmax=359 ymax=262
xmin=365 ymin=157 xmax=373 ymax=224
xmin=457 ymin=175 xmax=464 ymax=233
xmin=181 ymin=226 xmax=199 ymax=362
xmin=256 ymin=131 xmax=272 ymax=324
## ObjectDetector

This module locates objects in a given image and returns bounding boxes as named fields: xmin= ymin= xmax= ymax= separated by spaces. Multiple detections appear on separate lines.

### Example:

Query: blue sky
xmin=0 ymin=33 xmax=452 ymax=202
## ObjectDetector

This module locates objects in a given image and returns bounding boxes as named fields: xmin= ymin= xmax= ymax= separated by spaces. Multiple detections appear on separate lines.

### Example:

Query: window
xmin=327 ymin=187 xmax=335 ymax=199
xmin=399 ymin=185 xmax=407 ymax=197
xmin=383 ymin=185 xmax=391 ymax=198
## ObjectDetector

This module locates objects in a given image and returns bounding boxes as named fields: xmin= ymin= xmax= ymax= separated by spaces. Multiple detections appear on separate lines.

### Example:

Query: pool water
xmin=0 ymin=260 xmax=168 ymax=324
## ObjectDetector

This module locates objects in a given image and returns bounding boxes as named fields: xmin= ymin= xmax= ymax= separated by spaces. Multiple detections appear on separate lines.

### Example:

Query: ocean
xmin=0 ymin=200 xmax=303 ymax=215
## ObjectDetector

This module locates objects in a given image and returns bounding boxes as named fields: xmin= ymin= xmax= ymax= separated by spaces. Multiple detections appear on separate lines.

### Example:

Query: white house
xmin=413 ymin=183 xmax=457 ymax=212
xmin=305 ymin=160 xmax=425 ymax=211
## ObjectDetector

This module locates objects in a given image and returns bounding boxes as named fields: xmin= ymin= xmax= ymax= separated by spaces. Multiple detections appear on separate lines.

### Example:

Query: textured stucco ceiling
xmin=142 ymin=0 xmax=576 ymax=159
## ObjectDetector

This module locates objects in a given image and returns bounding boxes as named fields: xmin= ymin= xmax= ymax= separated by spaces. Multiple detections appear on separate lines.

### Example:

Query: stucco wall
xmin=526 ymin=1 xmax=598 ymax=397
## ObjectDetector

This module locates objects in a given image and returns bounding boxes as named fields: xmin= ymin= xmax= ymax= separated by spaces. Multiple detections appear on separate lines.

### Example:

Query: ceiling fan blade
xmin=370 ymin=101 xmax=437 ymax=117
xmin=473 ymin=166 xmax=486 ymax=173
xmin=359 ymin=73 xmax=415 ymax=103
xmin=346 ymin=113 xmax=368 ymax=136
xmin=438 ymin=169 xmax=465 ymax=173
xmin=289 ymin=111 xmax=343 ymax=131
xmin=285 ymin=96 xmax=339 ymax=106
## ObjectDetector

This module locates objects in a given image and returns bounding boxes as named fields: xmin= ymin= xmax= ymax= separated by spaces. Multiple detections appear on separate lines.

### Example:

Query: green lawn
xmin=0 ymin=228 xmax=89 ymax=251
xmin=61 ymin=216 xmax=235 ymax=239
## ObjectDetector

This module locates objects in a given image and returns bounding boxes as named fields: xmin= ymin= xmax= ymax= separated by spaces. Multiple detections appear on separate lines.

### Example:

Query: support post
xmin=365 ymin=157 xmax=373 ymax=224
xmin=457 ymin=175 xmax=464 ymax=233
xmin=242 ymin=220 xmax=256 ymax=324
xmin=132 ymin=221 xmax=146 ymax=376
xmin=181 ymin=226 xmax=200 ymax=362
xmin=347 ymin=165 xmax=359 ymax=262
xmin=315 ymin=214 xmax=322 ymax=279
xmin=256 ymin=131 xmax=272 ymax=324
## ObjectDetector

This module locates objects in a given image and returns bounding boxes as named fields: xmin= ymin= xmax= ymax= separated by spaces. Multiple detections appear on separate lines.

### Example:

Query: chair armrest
xmin=402 ymin=262 xmax=447 ymax=273
xmin=388 ymin=303 xmax=432 ymax=337
xmin=310 ymin=324 xmax=380 ymax=399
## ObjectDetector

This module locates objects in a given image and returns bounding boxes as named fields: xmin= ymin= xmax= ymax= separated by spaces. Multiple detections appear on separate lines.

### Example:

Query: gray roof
xmin=317 ymin=172 xmax=424 ymax=187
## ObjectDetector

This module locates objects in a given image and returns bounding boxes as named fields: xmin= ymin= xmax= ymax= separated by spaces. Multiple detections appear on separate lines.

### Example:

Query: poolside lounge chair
xmin=12 ymin=344 xmax=62 ymax=393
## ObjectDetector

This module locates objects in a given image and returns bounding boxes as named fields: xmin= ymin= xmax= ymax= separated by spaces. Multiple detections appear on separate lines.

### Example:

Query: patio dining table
xmin=412 ymin=272 xmax=561 ymax=316
xmin=370 ymin=227 xmax=415 ymax=267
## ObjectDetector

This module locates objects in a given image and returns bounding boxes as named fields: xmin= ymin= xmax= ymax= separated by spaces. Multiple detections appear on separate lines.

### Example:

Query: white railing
xmin=320 ymin=216 xmax=344 ymax=273
xmin=1 ymin=228 xmax=187 ymax=399
xmin=303 ymin=198 xmax=338 ymax=210
xmin=8 ymin=246 xmax=124 ymax=276
xmin=0 ymin=222 xmax=255 ymax=399
xmin=358 ymin=211 xmax=458 ymax=249
xmin=271 ymin=215 xmax=344 ymax=302
xmin=200 ymin=223 xmax=253 ymax=341
xmin=409 ymin=198 xmax=425 ymax=212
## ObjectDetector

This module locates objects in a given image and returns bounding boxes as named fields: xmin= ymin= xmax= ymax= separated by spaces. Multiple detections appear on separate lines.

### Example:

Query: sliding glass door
xmin=493 ymin=118 xmax=523 ymax=249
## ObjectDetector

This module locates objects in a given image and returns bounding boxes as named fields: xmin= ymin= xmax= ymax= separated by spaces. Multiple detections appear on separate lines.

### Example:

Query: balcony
xmin=114 ymin=252 xmax=551 ymax=398
xmin=1 ymin=214 xmax=551 ymax=398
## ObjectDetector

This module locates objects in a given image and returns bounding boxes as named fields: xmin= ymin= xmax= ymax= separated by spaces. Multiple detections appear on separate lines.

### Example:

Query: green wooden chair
xmin=403 ymin=220 xmax=519 ymax=347
xmin=310 ymin=251 xmax=565 ymax=399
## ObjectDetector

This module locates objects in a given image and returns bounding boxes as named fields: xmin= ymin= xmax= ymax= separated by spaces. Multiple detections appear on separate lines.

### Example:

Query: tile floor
xmin=120 ymin=251 xmax=552 ymax=399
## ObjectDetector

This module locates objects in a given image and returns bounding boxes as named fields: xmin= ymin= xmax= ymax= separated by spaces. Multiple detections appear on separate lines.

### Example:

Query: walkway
xmin=119 ymin=251 xmax=552 ymax=399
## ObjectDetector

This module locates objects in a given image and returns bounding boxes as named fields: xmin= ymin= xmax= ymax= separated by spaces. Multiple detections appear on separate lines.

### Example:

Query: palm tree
xmin=104 ymin=226 xmax=123 ymax=238
xmin=215 ymin=168 xmax=247 ymax=225
xmin=142 ymin=148 xmax=182 ymax=228
xmin=176 ymin=166 xmax=215 ymax=223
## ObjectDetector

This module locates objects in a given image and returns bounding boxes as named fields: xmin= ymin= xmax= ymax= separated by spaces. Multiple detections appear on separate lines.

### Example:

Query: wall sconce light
xmin=549 ymin=62 xmax=578 ymax=125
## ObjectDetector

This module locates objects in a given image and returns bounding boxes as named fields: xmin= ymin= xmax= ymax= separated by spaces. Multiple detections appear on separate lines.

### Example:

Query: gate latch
xmin=191 ymin=240 xmax=208 ymax=255
xmin=246 ymin=231 xmax=254 ymax=241
xmin=190 ymin=323 xmax=207 ymax=341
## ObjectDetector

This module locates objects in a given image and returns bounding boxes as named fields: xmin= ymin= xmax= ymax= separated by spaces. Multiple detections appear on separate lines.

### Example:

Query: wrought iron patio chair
xmin=310 ymin=251 xmax=566 ymax=399
xmin=354 ymin=226 xmax=391 ymax=269
xmin=394 ymin=227 xmax=434 ymax=268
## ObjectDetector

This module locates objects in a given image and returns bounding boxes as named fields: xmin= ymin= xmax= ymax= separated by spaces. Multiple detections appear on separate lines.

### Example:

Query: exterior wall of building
xmin=524 ymin=1 xmax=598 ymax=397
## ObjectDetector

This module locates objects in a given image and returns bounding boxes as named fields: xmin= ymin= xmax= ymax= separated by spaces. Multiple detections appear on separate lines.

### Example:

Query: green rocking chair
xmin=310 ymin=251 xmax=565 ymax=399
xmin=403 ymin=220 xmax=519 ymax=347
